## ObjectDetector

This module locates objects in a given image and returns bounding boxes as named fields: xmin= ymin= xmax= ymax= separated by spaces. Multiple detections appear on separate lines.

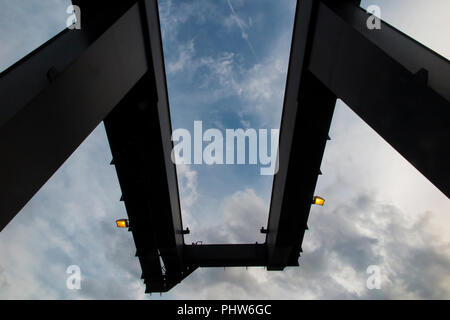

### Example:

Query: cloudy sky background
xmin=0 ymin=0 xmax=449 ymax=299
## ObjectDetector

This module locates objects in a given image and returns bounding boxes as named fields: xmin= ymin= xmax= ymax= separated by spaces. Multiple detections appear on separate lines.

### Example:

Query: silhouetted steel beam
xmin=309 ymin=1 xmax=450 ymax=198
xmin=105 ymin=72 xmax=188 ymax=292
xmin=265 ymin=0 xmax=337 ymax=270
xmin=0 ymin=3 xmax=147 ymax=231
xmin=0 ymin=31 xmax=88 ymax=129
xmin=142 ymin=0 xmax=185 ymax=262
xmin=104 ymin=73 xmax=174 ymax=293
xmin=104 ymin=0 xmax=187 ymax=292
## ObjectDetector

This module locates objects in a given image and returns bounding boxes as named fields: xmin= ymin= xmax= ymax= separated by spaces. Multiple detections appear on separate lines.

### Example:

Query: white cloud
xmin=199 ymin=188 xmax=268 ymax=244
xmin=165 ymin=33 xmax=291 ymax=128
xmin=0 ymin=0 xmax=71 ymax=72
xmin=177 ymin=163 xmax=268 ymax=244
xmin=158 ymin=0 xmax=220 ymax=44
xmin=225 ymin=0 xmax=256 ymax=57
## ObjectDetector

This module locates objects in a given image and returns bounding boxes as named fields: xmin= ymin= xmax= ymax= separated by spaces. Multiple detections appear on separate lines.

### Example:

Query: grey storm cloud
xmin=171 ymin=190 xmax=450 ymax=299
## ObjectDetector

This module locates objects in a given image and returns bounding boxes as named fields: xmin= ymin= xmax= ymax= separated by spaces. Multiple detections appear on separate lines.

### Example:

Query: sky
xmin=0 ymin=0 xmax=449 ymax=299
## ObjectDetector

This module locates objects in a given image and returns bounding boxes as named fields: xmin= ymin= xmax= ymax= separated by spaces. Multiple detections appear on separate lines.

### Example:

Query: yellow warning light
xmin=313 ymin=196 xmax=325 ymax=206
xmin=116 ymin=219 xmax=129 ymax=228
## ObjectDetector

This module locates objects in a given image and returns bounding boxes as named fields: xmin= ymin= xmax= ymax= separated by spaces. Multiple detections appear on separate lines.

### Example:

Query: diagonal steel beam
xmin=309 ymin=1 xmax=450 ymax=198
xmin=0 ymin=3 xmax=147 ymax=231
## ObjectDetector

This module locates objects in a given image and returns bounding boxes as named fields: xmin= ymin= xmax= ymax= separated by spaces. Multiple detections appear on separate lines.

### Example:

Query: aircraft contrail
xmin=226 ymin=0 xmax=257 ymax=59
